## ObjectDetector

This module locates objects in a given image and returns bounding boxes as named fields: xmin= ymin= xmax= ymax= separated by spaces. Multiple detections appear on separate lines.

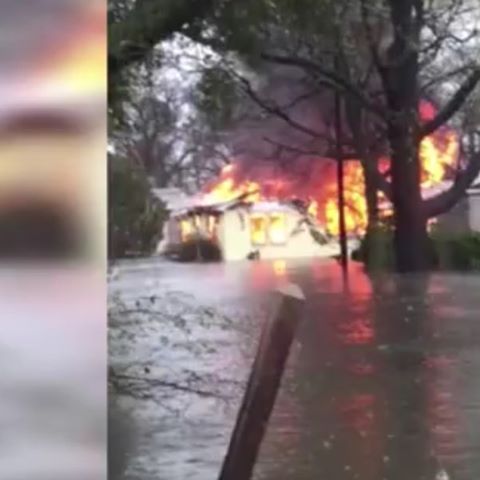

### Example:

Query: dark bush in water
xmin=177 ymin=238 xmax=222 ymax=262
xmin=351 ymin=225 xmax=394 ymax=271
xmin=432 ymin=231 xmax=480 ymax=270
xmin=353 ymin=227 xmax=480 ymax=271
xmin=108 ymin=156 xmax=166 ymax=260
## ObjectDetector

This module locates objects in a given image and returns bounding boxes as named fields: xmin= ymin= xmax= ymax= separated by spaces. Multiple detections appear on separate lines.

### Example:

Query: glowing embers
xmin=249 ymin=212 xmax=288 ymax=246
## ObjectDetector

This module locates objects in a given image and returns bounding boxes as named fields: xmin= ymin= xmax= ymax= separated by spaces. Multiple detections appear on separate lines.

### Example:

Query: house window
xmin=194 ymin=215 xmax=202 ymax=229
xmin=250 ymin=214 xmax=267 ymax=245
xmin=269 ymin=213 xmax=287 ymax=244
xmin=207 ymin=215 xmax=218 ymax=238
xmin=180 ymin=219 xmax=193 ymax=241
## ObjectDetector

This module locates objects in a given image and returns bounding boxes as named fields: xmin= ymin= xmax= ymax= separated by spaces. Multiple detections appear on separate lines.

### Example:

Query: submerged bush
xmin=351 ymin=224 xmax=394 ymax=271
xmin=431 ymin=231 xmax=480 ymax=271
xmin=353 ymin=226 xmax=480 ymax=271
xmin=108 ymin=155 xmax=167 ymax=259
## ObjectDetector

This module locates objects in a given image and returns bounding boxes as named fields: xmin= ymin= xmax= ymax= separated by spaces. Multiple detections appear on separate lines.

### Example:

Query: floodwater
xmin=109 ymin=258 xmax=480 ymax=480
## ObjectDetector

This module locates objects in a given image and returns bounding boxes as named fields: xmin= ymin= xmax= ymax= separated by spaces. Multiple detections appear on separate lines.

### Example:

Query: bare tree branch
xmin=260 ymin=52 xmax=388 ymax=120
xmin=423 ymin=151 xmax=480 ymax=217
xmin=420 ymin=67 xmax=480 ymax=138
xmin=421 ymin=64 xmax=476 ymax=93
xmin=229 ymin=70 xmax=328 ymax=140
xmin=109 ymin=0 xmax=215 ymax=78
xmin=360 ymin=0 xmax=387 ymax=83
xmin=111 ymin=371 xmax=231 ymax=400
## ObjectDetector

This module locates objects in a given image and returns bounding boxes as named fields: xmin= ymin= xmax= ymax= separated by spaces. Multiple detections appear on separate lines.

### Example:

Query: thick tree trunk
xmin=343 ymin=89 xmax=380 ymax=244
xmin=383 ymin=0 xmax=431 ymax=272
xmin=364 ymin=159 xmax=379 ymax=229
xmin=344 ymin=96 xmax=385 ymax=269
xmin=363 ymin=160 xmax=385 ymax=270
xmin=389 ymin=123 xmax=430 ymax=272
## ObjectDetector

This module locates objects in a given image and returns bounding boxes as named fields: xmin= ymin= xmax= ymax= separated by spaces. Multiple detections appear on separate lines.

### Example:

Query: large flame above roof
xmin=203 ymin=101 xmax=459 ymax=235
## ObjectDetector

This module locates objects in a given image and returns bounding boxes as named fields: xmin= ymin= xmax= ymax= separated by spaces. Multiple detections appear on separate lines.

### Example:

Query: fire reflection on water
xmin=248 ymin=260 xmax=288 ymax=288
xmin=336 ymin=392 xmax=384 ymax=480
xmin=272 ymin=259 xmax=287 ymax=276
xmin=337 ymin=317 xmax=375 ymax=346
xmin=110 ymin=262 xmax=480 ymax=480
xmin=425 ymin=354 xmax=463 ymax=472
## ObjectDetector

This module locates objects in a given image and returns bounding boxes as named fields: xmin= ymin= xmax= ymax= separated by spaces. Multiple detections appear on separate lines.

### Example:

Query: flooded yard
xmin=109 ymin=258 xmax=480 ymax=480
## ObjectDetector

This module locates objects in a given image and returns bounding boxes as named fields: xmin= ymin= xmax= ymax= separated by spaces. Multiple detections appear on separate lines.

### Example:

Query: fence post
xmin=218 ymin=283 xmax=305 ymax=480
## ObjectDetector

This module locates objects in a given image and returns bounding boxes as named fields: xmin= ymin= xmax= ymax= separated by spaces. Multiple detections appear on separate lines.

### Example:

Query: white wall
xmin=219 ymin=209 xmax=251 ymax=261
xmin=220 ymin=208 xmax=328 ymax=261
xmin=468 ymin=194 xmax=480 ymax=232
xmin=164 ymin=207 xmax=350 ymax=261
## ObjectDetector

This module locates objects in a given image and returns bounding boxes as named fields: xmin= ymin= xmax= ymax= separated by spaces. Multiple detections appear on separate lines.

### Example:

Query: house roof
xmin=151 ymin=187 xmax=192 ymax=211
xmin=248 ymin=201 xmax=300 ymax=214
xmin=171 ymin=197 xmax=308 ymax=220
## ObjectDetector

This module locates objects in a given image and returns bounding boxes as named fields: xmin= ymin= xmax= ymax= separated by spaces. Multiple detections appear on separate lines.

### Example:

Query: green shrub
xmin=431 ymin=231 xmax=480 ymax=271
xmin=108 ymin=156 xmax=167 ymax=259
xmin=352 ymin=224 xmax=394 ymax=271
xmin=354 ymin=226 xmax=480 ymax=271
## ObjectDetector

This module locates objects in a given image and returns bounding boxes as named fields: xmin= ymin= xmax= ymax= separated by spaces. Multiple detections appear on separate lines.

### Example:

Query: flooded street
xmin=109 ymin=259 xmax=480 ymax=480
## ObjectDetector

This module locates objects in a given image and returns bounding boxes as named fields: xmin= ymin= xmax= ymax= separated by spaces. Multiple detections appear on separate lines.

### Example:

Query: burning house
xmin=156 ymin=190 xmax=348 ymax=261
xmin=154 ymin=100 xmax=478 ymax=262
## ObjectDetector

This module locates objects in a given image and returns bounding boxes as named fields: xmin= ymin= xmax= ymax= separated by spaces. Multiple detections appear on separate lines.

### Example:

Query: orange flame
xmin=204 ymin=102 xmax=459 ymax=235
xmin=203 ymin=165 xmax=261 ymax=204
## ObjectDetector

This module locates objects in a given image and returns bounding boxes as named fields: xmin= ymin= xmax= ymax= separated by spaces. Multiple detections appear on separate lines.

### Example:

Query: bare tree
xmin=112 ymin=48 xmax=233 ymax=192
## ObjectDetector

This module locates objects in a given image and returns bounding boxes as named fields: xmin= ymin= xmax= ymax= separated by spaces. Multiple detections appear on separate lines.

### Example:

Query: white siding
xmin=219 ymin=208 xmax=328 ymax=261
xmin=219 ymin=210 xmax=251 ymax=261
xmin=468 ymin=194 xmax=480 ymax=232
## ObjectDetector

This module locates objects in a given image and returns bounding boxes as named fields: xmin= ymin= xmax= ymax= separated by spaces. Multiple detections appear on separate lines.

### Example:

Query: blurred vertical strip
xmin=0 ymin=1 xmax=107 ymax=479
xmin=0 ymin=0 xmax=106 ymax=262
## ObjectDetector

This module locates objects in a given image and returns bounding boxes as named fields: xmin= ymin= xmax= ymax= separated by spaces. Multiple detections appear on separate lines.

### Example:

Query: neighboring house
xmin=157 ymin=195 xmax=358 ymax=261
xmin=467 ymin=181 xmax=480 ymax=232
xmin=151 ymin=187 xmax=193 ymax=254
xmin=377 ymin=177 xmax=480 ymax=234
xmin=428 ymin=177 xmax=480 ymax=234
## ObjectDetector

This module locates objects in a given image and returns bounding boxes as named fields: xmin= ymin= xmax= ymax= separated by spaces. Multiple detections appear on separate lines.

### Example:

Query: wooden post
xmin=218 ymin=283 xmax=305 ymax=480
